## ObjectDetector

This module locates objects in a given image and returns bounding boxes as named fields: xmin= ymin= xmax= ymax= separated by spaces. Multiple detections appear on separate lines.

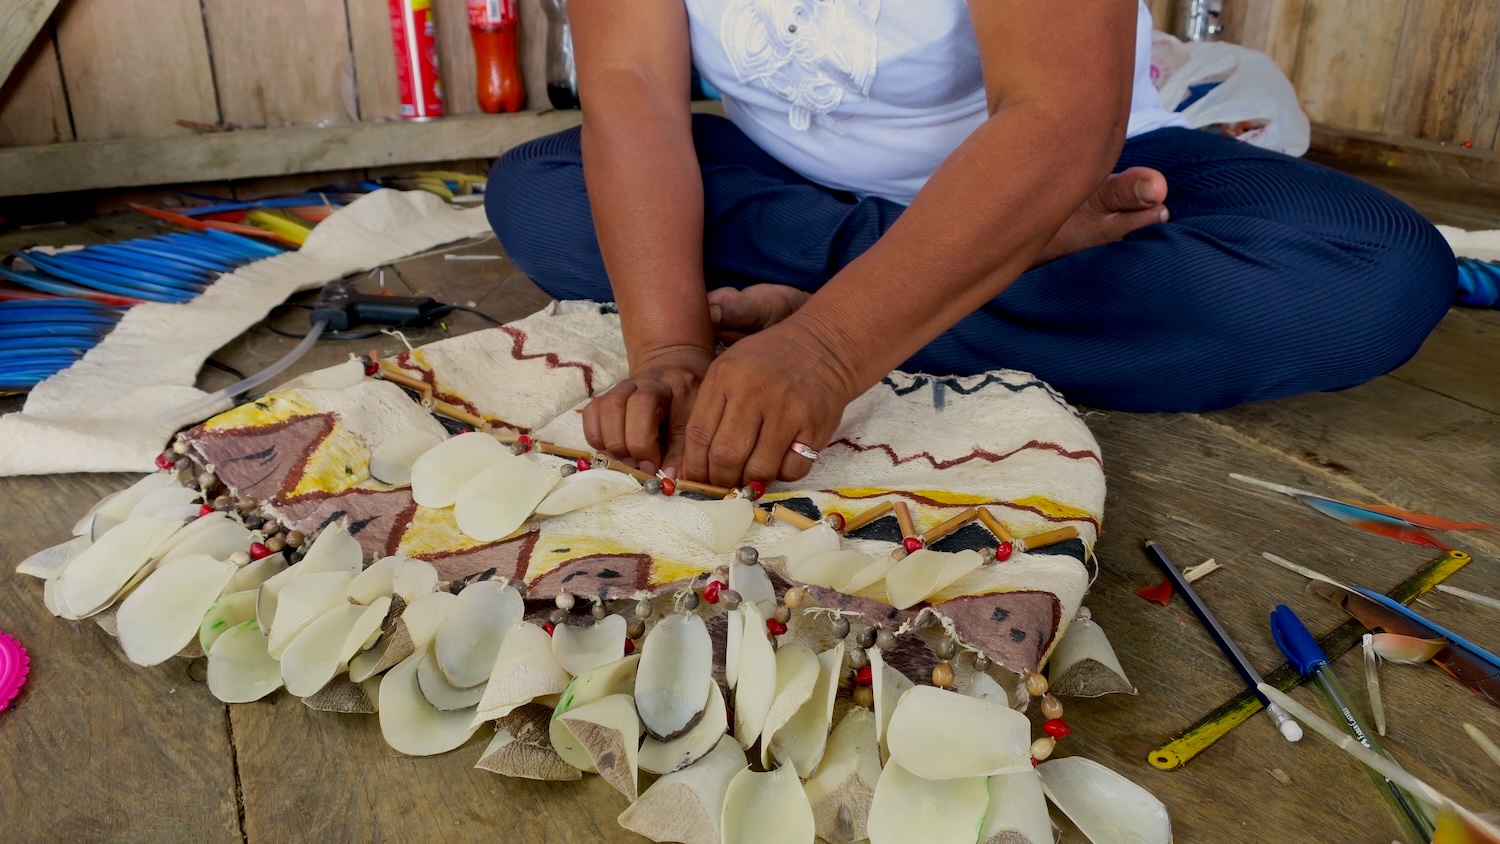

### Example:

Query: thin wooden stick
xmin=922 ymin=508 xmax=978 ymax=544
xmin=752 ymin=505 xmax=773 ymax=525
xmin=673 ymin=478 xmax=735 ymax=499
xmin=597 ymin=458 xmax=654 ymax=484
xmin=1017 ymin=526 xmax=1077 ymax=552
xmin=841 ymin=500 xmax=893 ymax=534
xmin=1436 ymin=584 xmax=1500 ymax=611
xmin=772 ymin=504 xmax=818 ymax=530
xmin=976 ymin=508 xmax=1014 ymax=542
xmin=893 ymin=500 xmax=917 ymax=540
xmin=537 ymin=442 xmax=592 ymax=461
xmin=1465 ymin=723 xmax=1500 ymax=771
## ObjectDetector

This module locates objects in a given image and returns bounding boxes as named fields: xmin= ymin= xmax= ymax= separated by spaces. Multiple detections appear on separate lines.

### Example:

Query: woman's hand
xmin=583 ymin=345 xmax=714 ymax=476
xmin=682 ymin=324 xmax=856 ymax=488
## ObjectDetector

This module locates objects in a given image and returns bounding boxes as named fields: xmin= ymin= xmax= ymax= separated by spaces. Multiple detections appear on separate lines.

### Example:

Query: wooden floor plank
xmin=0 ymin=473 xmax=241 ymax=844
xmin=230 ymin=701 xmax=640 ymax=842
xmin=1390 ymin=308 xmax=1500 ymax=415
xmin=1076 ymin=410 xmax=1500 ymax=843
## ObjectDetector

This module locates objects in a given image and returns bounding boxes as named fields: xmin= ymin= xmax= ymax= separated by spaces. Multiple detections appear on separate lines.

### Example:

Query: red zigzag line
xmin=827 ymin=437 xmax=1102 ymax=469
xmin=499 ymin=325 xmax=598 ymax=396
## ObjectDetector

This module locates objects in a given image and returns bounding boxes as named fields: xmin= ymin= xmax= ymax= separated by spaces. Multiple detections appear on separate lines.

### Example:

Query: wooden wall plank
xmin=0 ymin=0 xmax=61 ymax=86
xmin=1145 ymin=0 xmax=1174 ymax=35
xmin=1290 ymin=0 xmax=1408 ymax=133
xmin=0 ymin=28 xmax=71 ymax=146
xmin=433 ymin=0 xmax=478 ymax=115
xmin=201 ymin=0 xmax=356 ymax=128
xmin=1220 ymin=0 xmax=1306 ymax=78
xmin=1382 ymin=0 xmax=1500 ymax=150
xmin=55 ymin=0 xmax=218 ymax=141
xmin=0 ymin=109 xmax=585 ymax=196
xmin=345 ymin=0 xmax=402 ymax=121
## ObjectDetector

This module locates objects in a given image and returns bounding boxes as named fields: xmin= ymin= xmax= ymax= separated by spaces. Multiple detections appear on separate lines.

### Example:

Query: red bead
xmin=826 ymin=512 xmax=846 ymax=532
xmin=854 ymin=665 xmax=873 ymax=687
xmin=543 ymin=622 xmax=556 ymax=636
xmin=576 ymin=457 xmax=591 ymax=472
xmin=746 ymin=480 xmax=766 ymax=499
xmin=902 ymin=536 xmax=923 ymax=553
xmin=766 ymin=618 xmax=787 ymax=636
xmin=660 ymin=478 xmax=676 ymax=496
xmin=996 ymin=541 xmax=1014 ymax=562
xmin=517 ymin=434 xmax=533 ymax=451
xmin=702 ymin=580 xmax=723 ymax=605
xmin=363 ymin=359 xmax=379 ymax=377
xmin=248 ymin=542 xmax=271 ymax=561
xmin=155 ymin=452 xmax=174 ymax=470
xmin=624 ymin=637 xmax=635 ymax=655
xmin=1043 ymin=718 xmax=1071 ymax=739
xmin=198 ymin=504 xmax=215 ymax=517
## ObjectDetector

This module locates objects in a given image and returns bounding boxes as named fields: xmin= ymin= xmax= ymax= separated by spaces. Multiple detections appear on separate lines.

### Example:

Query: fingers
xmin=624 ymin=387 xmax=666 ymax=471
xmin=583 ymin=382 xmax=634 ymax=454
xmin=660 ymin=382 xmax=695 ymax=478
xmin=682 ymin=389 xmax=726 ymax=484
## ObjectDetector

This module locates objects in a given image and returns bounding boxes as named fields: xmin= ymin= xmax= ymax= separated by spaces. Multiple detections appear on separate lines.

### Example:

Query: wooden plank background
xmin=2 ymin=0 xmax=1499 ymax=172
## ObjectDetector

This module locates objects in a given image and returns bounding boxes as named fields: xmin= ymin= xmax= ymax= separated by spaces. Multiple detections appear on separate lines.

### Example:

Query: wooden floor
xmin=2 ymin=167 xmax=1498 ymax=843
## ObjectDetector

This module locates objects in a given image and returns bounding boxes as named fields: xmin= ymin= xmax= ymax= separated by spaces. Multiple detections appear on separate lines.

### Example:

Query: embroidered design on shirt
xmin=719 ymin=0 xmax=880 ymax=131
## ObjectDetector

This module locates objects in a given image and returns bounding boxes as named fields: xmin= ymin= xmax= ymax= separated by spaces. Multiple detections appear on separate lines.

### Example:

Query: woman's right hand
xmin=582 ymin=344 xmax=715 ymax=476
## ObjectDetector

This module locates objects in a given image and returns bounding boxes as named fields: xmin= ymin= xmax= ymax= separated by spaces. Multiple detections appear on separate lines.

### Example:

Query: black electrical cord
xmin=202 ymin=358 xmax=247 ymax=380
xmin=263 ymin=301 xmax=505 ymax=339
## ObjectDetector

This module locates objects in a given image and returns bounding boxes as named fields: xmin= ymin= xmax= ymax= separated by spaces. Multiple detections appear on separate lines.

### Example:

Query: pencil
xmin=1144 ymin=540 xmax=1303 ymax=743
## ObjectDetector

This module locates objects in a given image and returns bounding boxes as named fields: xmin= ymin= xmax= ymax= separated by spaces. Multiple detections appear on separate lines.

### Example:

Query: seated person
xmin=486 ymin=0 xmax=1456 ymax=488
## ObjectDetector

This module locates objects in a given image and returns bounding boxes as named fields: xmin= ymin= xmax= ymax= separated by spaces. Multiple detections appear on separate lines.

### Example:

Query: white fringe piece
xmin=0 ymin=190 xmax=491 ymax=476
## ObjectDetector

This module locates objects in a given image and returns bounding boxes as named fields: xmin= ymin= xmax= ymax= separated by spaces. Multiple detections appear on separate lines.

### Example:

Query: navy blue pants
xmin=486 ymin=115 xmax=1456 ymax=412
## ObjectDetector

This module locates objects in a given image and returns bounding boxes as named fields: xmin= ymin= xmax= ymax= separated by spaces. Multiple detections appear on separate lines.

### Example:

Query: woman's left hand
xmin=679 ymin=324 xmax=856 ymax=488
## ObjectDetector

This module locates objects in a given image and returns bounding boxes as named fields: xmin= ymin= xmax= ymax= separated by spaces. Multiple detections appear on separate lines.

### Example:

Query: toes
xmin=1101 ymin=167 xmax=1167 ymax=212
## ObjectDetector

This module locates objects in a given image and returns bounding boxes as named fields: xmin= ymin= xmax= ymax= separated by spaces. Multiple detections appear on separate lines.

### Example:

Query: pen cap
xmin=1270 ymin=604 xmax=1327 ymax=676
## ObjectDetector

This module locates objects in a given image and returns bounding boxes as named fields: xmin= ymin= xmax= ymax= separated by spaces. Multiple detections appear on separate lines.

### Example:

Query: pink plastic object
xmin=0 ymin=631 xmax=30 ymax=712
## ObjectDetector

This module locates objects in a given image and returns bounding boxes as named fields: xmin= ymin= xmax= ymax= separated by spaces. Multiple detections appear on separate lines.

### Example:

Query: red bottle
xmin=468 ymin=0 xmax=525 ymax=113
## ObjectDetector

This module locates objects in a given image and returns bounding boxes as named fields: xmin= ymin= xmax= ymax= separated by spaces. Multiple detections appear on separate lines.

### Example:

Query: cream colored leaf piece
xmin=454 ymin=456 xmax=560 ymax=542
xmin=721 ymin=765 xmax=815 ymax=844
xmin=620 ymin=735 xmax=746 ymax=844
xmin=1038 ymin=757 xmax=1172 ymax=844
xmin=409 ymin=431 xmax=511 ymax=508
xmin=558 ymin=693 xmax=641 ymax=800
xmin=868 ymin=761 xmax=988 ymax=844
xmin=805 ymin=708 xmax=882 ymax=844
xmin=636 ymin=612 xmax=714 ymax=741
xmin=369 ymin=428 xmax=446 ymax=486
xmin=1047 ymin=616 xmax=1137 ymax=697
xmin=476 ymin=704 xmax=582 ymax=781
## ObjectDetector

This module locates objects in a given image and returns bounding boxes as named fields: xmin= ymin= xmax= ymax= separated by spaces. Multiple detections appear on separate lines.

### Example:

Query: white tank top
xmin=686 ymin=0 xmax=1187 ymax=204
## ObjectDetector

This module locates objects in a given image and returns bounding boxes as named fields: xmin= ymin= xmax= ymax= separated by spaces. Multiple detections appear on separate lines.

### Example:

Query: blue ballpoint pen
xmin=1270 ymin=604 xmax=1434 ymax=844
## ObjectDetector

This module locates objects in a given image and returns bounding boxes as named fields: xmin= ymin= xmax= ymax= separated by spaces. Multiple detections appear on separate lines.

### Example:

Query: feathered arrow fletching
xmin=1232 ymin=474 xmax=1492 ymax=549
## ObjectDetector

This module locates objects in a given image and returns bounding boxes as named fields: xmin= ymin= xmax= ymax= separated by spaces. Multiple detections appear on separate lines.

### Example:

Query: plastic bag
xmin=1150 ymin=32 xmax=1310 ymax=157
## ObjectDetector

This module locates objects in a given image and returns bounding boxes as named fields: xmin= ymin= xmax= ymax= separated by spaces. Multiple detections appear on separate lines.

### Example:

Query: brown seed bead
xmin=236 ymin=497 xmax=259 ymax=513
xmin=549 ymin=608 xmax=569 ymax=625
xmin=173 ymin=456 xmax=192 ymax=473
xmin=935 ymin=637 xmax=958 ymax=661
xmin=198 ymin=472 xmax=217 ymax=490
xmin=972 ymin=653 xmax=990 ymax=672
xmin=264 ymin=535 xmax=286 ymax=554
xmin=1024 ymin=670 xmax=1050 ymax=697
xmin=262 ymin=521 xmax=283 ymax=537
xmin=1030 ymin=736 xmax=1056 ymax=761
xmin=932 ymin=661 xmax=955 ymax=688
xmin=875 ymin=629 xmax=897 ymax=651
xmin=626 ymin=619 xmax=646 ymax=640
xmin=555 ymin=592 xmax=576 ymax=611
xmin=284 ymin=530 xmax=306 ymax=548
xmin=852 ymin=685 xmax=875 ymax=708
xmin=1040 ymin=694 xmax=1064 ymax=720
xmin=212 ymin=495 xmax=233 ymax=511
xmin=719 ymin=590 xmax=742 ymax=610
xmin=831 ymin=617 xmax=851 ymax=639
xmin=683 ymin=593 xmax=701 ymax=611
xmin=172 ymin=440 xmax=191 ymax=455
xmin=848 ymin=647 xmax=869 ymax=670
xmin=855 ymin=626 xmax=878 ymax=649
xmin=772 ymin=606 xmax=791 ymax=624
xmin=244 ymin=516 xmax=264 ymax=531
xmin=591 ymin=603 xmax=608 ymax=620
xmin=784 ymin=586 xmax=805 ymax=609
xmin=634 ymin=599 xmax=653 ymax=619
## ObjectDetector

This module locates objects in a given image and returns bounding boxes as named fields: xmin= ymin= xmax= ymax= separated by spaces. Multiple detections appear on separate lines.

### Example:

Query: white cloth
xmin=0 ymin=190 xmax=493 ymax=476
xmin=687 ymin=0 xmax=1188 ymax=204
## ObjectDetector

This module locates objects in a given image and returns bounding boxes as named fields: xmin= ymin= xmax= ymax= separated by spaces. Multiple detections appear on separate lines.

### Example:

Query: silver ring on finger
xmin=789 ymin=441 xmax=819 ymax=462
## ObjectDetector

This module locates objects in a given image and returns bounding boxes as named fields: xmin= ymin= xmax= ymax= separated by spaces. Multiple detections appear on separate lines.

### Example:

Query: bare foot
xmin=707 ymin=283 xmax=812 ymax=344
xmin=1034 ymin=166 xmax=1170 ymax=266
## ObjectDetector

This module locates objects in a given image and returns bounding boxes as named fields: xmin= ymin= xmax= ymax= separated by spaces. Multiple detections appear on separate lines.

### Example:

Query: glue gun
xmin=310 ymin=280 xmax=449 ymax=332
